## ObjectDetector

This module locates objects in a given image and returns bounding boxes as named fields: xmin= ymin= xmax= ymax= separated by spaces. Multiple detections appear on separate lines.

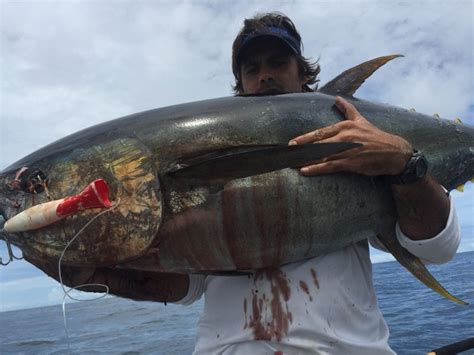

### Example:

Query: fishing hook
xmin=0 ymin=217 xmax=23 ymax=266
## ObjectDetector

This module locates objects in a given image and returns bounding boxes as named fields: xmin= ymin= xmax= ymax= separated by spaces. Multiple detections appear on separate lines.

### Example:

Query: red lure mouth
xmin=56 ymin=179 xmax=112 ymax=217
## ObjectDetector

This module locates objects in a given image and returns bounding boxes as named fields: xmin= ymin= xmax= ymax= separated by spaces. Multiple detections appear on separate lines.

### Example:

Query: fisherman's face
xmin=239 ymin=38 xmax=306 ymax=95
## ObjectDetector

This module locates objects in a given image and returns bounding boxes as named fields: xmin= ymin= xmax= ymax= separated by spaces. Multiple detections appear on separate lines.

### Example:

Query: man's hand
xmin=289 ymin=96 xmax=450 ymax=240
xmin=289 ymin=96 xmax=413 ymax=177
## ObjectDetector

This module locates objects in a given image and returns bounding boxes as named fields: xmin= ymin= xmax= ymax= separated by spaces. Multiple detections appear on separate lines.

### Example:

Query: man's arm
xmin=67 ymin=268 xmax=191 ymax=303
xmin=390 ymin=176 xmax=449 ymax=239
xmin=289 ymin=96 xmax=450 ymax=240
xmin=27 ymin=255 xmax=191 ymax=302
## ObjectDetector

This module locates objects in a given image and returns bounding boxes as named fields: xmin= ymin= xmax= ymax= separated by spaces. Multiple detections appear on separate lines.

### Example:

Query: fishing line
xmin=58 ymin=198 xmax=120 ymax=352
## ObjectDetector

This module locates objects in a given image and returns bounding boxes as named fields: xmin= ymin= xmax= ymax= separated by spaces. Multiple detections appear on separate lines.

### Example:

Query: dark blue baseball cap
xmin=235 ymin=25 xmax=302 ymax=65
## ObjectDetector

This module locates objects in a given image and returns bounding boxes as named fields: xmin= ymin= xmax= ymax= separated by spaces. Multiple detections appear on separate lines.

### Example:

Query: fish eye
xmin=18 ymin=168 xmax=48 ymax=194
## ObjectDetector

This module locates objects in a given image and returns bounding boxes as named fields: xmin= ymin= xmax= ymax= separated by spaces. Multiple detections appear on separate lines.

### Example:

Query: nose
xmin=258 ymin=67 xmax=275 ymax=85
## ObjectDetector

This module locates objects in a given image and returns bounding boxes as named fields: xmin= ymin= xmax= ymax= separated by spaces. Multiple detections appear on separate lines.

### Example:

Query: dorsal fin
xmin=318 ymin=54 xmax=403 ymax=97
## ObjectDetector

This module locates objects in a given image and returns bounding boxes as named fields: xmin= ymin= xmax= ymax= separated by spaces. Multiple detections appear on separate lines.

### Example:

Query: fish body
xmin=0 ymin=56 xmax=473 ymax=303
xmin=1 ymin=92 xmax=473 ymax=272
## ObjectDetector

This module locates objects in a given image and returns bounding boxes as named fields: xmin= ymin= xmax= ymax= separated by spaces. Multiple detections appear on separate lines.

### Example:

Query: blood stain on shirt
xmin=310 ymin=268 xmax=320 ymax=289
xmin=247 ymin=268 xmax=293 ymax=342
xmin=275 ymin=351 xmax=284 ymax=355
xmin=299 ymin=280 xmax=312 ymax=302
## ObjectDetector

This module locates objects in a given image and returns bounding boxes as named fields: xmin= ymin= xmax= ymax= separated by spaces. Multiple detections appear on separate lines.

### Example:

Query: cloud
xmin=0 ymin=275 xmax=59 ymax=311
xmin=1 ymin=275 xmax=57 ymax=291
xmin=1 ymin=1 xmax=472 ymax=167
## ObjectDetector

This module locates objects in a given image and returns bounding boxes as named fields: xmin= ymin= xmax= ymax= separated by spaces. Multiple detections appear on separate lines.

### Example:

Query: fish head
xmin=0 ymin=136 xmax=162 ymax=267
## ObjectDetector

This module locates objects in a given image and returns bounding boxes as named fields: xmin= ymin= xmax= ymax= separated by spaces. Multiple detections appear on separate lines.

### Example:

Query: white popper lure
xmin=4 ymin=179 xmax=112 ymax=233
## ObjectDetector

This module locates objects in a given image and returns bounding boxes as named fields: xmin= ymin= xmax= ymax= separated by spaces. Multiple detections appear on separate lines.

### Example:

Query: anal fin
xmin=377 ymin=233 xmax=467 ymax=305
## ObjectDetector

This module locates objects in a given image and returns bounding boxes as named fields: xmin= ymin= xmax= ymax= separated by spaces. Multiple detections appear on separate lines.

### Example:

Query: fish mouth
xmin=0 ymin=214 xmax=6 ymax=231
xmin=0 ymin=185 xmax=25 ymax=265
xmin=0 ymin=170 xmax=29 ymax=220
xmin=0 ymin=195 xmax=23 ymax=238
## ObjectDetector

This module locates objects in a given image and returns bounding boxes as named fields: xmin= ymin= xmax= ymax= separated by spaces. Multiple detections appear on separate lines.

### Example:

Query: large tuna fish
xmin=0 ymin=56 xmax=472 ymax=304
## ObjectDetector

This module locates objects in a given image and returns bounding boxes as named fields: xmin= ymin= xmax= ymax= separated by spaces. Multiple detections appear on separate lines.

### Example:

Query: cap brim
xmin=236 ymin=32 xmax=301 ymax=65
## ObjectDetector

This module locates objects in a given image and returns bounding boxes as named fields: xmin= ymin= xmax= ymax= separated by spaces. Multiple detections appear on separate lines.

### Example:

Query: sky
xmin=0 ymin=0 xmax=473 ymax=312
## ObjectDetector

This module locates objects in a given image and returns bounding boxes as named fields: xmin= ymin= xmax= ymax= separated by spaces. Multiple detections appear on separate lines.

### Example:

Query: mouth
xmin=259 ymin=89 xmax=285 ymax=95
xmin=0 ymin=192 xmax=25 ymax=266
xmin=0 ymin=169 xmax=39 ymax=227
xmin=257 ymin=83 xmax=286 ymax=95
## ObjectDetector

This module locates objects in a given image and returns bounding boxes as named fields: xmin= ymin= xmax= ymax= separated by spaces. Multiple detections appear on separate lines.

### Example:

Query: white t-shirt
xmin=178 ymin=196 xmax=460 ymax=355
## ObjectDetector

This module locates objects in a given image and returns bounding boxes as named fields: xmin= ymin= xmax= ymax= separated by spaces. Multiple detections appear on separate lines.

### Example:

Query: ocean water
xmin=1 ymin=251 xmax=473 ymax=354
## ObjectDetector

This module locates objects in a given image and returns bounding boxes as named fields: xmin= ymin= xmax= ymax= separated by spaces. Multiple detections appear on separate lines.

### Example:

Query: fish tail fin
xmin=377 ymin=233 xmax=468 ymax=305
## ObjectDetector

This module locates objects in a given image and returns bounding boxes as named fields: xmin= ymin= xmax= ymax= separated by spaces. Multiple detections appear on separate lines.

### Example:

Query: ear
xmin=301 ymin=75 xmax=311 ymax=91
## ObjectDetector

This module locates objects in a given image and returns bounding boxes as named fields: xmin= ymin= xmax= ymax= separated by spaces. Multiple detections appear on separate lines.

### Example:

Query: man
xmin=38 ymin=11 xmax=459 ymax=354
xmin=177 ymin=12 xmax=460 ymax=354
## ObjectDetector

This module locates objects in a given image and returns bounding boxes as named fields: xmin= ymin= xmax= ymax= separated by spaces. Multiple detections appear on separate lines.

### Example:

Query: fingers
xmin=299 ymin=159 xmax=350 ymax=176
xmin=289 ymin=97 xmax=366 ymax=145
xmin=289 ymin=125 xmax=340 ymax=145
xmin=335 ymin=96 xmax=363 ymax=122
xmin=288 ymin=96 xmax=414 ymax=177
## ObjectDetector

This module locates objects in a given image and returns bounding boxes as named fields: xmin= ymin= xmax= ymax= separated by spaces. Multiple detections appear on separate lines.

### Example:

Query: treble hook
xmin=0 ymin=217 xmax=23 ymax=266
xmin=0 ymin=235 xmax=24 ymax=266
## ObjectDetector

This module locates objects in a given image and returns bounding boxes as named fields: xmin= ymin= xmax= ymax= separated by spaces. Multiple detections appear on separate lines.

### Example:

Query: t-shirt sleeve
xmin=173 ymin=274 xmax=206 ymax=305
xmin=396 ymin=195 xmax=460 ymax=264
xmin=370 ymin=193 xmax=460 ymax=263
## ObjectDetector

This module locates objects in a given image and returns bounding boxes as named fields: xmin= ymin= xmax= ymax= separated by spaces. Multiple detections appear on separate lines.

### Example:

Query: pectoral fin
xmin=168 ymin=142 xmax=361 ymax=180
xmin=377 ymin=233 xmax=467 ymax=305
xmin=319 ymin=54 xmax=403 ymax=97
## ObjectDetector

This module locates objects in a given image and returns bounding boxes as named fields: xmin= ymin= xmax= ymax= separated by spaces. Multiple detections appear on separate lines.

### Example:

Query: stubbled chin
xmin=258 ymin=87 xmax=286 ymax=94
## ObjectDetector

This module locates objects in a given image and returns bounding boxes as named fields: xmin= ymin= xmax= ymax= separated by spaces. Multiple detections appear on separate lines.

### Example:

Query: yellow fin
xmin=454 ymin=117 xmax=463 ymax=124
xmin=456 ymin=184 xmax=465 ymax=192
xmin=377 ymin=233 xmax=468 ymax=305
xmin=432 ymin=113 xmax=440 ymax=118
xmin=410 ymin=108 xmax=417 ymax=112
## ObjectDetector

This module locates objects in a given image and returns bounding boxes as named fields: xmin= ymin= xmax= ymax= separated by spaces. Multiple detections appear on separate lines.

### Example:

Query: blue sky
xmin=0 ymin=0 xmax=473 ymax=312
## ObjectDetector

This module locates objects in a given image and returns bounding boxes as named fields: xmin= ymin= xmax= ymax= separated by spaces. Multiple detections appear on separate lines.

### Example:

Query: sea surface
xmin=1 ymin=251 xmax=473 ymax=354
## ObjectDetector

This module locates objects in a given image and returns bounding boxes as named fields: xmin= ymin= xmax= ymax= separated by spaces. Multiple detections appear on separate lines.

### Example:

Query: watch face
xmin=415 ymin=155 xmax=428 ymax=178
xmin=390 ymin=151 xmax=429 ymax=185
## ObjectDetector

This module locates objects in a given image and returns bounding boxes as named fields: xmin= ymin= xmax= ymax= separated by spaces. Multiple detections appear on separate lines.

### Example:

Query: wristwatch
xmin=390 ymin=150 xmax=428 ymax=185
